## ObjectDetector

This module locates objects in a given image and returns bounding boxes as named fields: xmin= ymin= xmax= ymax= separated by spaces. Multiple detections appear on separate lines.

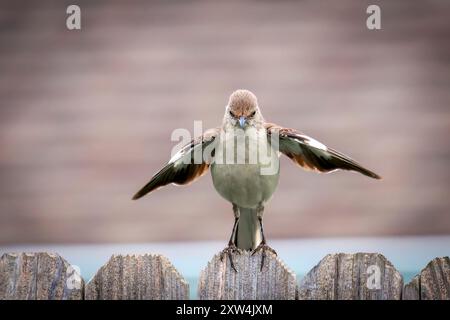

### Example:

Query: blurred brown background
xmin=0 ymin=0 xmax=449 ymax=244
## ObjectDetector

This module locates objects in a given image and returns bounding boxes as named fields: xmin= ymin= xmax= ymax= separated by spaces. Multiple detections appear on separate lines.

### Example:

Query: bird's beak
xmin=239 ymin=116 xmax=246 ymax=128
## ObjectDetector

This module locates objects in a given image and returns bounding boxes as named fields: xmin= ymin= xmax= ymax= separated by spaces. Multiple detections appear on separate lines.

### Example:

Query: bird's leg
xmin=251 ymin=205 xmax=277 ymax=271
xmin=220 ymin=204 xmax=242 ymax=272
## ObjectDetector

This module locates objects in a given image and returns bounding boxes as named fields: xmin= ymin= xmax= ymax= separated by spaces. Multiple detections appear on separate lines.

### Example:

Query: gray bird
xmin=133 ymin=89 xmax=381 ymax=271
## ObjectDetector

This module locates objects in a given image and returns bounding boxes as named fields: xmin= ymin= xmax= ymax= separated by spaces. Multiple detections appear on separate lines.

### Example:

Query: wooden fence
xmin=0 ymin=251 xmax=448 ymax=300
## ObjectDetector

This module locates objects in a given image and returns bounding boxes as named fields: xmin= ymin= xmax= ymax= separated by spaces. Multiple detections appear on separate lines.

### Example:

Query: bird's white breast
xmin=210 ymin=127 xmax=280 ymax=208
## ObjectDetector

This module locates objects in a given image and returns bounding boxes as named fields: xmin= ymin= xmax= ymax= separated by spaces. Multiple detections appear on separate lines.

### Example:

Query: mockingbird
xmin=133 ymin=89 xmax=381 ymax=271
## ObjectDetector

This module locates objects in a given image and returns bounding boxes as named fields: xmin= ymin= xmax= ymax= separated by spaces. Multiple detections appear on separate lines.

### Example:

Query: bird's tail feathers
xmin=235 ymin=207 xmax=261 ymax=251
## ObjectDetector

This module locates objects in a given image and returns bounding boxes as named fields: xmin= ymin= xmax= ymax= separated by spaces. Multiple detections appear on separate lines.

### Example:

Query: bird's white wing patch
xmin=169 ymin=143 xmax=195 ymax=167
xmin=169 ymin=148 xmax=185 ymax=164
xmin=296 ymin=134 xmax=328 ymax=151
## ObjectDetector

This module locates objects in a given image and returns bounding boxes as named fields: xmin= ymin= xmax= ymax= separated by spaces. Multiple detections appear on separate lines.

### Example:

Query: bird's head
xmin=225 ymin=89 xmax=264 ymax=129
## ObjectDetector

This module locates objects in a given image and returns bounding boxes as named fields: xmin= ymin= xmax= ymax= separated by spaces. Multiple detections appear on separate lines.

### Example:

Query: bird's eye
xmin=249 ymin=111 xmax=256 ymax=118
xmin=229 ymin=110 xmax=236 ymax=118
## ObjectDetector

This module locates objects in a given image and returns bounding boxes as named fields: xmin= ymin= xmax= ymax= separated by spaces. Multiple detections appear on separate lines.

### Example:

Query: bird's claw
xmin=251 ymin=242 xmax=277 ymax=271
xmin=220 ymin=243 xmax=242 ymax=272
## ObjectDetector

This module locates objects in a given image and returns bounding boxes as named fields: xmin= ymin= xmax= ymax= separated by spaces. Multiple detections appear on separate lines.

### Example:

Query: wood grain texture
xmin=85 ymin=254 xmax=188 ymax=300
xmin=403 ymin=275 xmax=420 ymax=300
xmin=0 ymin=252 xmax=83 ymax=300
xmin=298 ymin=253 xmax=403 ymax=300
xmin=403 ymin=257 xmax=450 ymax=300
xmin=198 ymin=251 xmax=296 ymax=300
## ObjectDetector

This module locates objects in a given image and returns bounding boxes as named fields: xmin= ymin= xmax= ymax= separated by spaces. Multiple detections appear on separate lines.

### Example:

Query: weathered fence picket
xmin=403 ymin=256 xmax=450 ymax=300
xmin=85 ymin=254 xmax=189 ymax=300
xmin=198 ymin=251 xmax=297 ymax=300
xmin=297 ymin=253 xmax=403 ymax=300
xmin=0 ymin=252 xmax=84 ymax=300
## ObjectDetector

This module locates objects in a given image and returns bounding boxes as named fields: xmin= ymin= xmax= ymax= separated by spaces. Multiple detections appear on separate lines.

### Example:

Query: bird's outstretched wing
xmin=265 ymin=123 xmax=381 ymax=179
xmin=132 ymin=128 xmax=220 ymax=200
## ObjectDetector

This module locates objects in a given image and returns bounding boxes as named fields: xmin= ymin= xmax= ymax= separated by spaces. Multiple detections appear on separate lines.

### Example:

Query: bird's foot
xmin=220 ymin=243 xmax=242 ymax=272
xmin=251 ymin=242 xmax=277 ymax=271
